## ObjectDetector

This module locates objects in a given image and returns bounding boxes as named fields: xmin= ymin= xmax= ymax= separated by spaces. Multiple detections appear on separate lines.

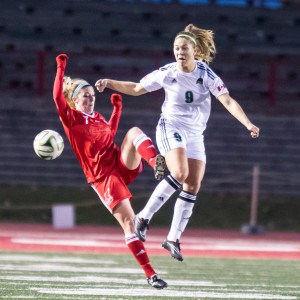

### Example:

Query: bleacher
xmin=1 ymin=0 xmax=300 ymax=197
xmin=1 ymin=104 xmax=299 ymax=196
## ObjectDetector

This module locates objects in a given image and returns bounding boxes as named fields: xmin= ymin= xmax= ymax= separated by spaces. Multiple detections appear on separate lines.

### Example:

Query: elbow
xmin=133 ymin=90 xmax=146 ymax=96
xmin=132 ymin=92 xmax=143 ymax=96
xmin=133 ymin=84 xmax=146 ymax=96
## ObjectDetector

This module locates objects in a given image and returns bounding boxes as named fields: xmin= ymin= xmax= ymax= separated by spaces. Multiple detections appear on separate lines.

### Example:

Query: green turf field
xmin=0 ymin=252 xmax=299 ymax=299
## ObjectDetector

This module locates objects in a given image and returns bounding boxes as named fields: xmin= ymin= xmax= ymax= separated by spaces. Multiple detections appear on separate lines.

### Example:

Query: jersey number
xmin=174 ymin=132 xmax=182 ymax=142
xmin=185 ymin=91 xmax=194 ymax=103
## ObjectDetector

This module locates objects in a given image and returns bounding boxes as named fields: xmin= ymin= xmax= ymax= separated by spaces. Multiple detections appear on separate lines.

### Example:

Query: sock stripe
xmin=180 ymin=190 xmax=196 ymax=199
xmin=166 ymin=174 xmax=182 ymax=190
xmin=133 ymin=133 xmax=151 ymax=149
xmin=181 ymin=190 xmax=196 ymax=197
xmin=178 ymin=191 xmax=196 ymax=203
xmin=125 ymin=233 xmax=139 ymax=244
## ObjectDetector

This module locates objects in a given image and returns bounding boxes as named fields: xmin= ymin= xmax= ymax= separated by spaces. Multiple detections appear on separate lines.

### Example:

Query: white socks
xmin=139 ymin=175 xmax=182 ymax=221
xmin=139 ymin=175 xmax=197 ymax=243
xmin=167 ymin=190 xmax=196 ymax=242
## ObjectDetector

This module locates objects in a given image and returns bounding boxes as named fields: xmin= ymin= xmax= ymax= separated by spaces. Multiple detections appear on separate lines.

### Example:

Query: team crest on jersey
xmin=85 ymin=123 xmax=108 ymax=142
xmin=196 ymin=77 xmax=203 ymax=84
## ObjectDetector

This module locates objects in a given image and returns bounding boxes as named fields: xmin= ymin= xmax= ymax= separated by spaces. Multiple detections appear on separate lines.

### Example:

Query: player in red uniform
xmin=53 ymin=54 xmax=167 ymax=289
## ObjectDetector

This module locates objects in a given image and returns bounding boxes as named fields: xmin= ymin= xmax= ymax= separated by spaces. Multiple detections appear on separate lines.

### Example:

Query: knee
xmin=127 ymin=127 xmax=142 ymax=138
xmin=171 ymin=169 xmax=189 ymax=184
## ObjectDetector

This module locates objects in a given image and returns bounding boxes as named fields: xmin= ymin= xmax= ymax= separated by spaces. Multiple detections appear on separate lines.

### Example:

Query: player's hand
xmin=247 ymin=124 xmax=260 ymax=139
xmin=56 ymin=54 xmax=69 ymax=66
xmin=95 ymin=79 xmax=108 ymax=92
xmin=110 ymin=93 xmax=122 ymax=108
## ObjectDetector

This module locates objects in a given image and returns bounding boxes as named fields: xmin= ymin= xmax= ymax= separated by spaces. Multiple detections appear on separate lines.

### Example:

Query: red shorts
xmin=91 ymin=153 xmax=144 ymax=213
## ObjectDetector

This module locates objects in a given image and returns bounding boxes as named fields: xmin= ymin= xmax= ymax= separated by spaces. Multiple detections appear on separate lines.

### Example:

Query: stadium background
xmin=0 ymin=0 xmax=299 ymax=231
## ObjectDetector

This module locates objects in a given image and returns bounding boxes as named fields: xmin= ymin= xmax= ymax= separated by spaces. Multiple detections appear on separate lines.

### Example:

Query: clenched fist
xmin=110 ymin=93 xmax=122 ymax=108
xmin=95 ymin=79 xmax=108 ymax=92
xmin=56 ymin=53 xmax=68 ymax=63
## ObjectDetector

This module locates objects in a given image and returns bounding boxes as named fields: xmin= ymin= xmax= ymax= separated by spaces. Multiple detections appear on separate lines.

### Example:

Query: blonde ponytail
xmin=63 ymin=77 xmax=90 ymax=108
xmin=176 ymin=24 xmax=216 ymax=63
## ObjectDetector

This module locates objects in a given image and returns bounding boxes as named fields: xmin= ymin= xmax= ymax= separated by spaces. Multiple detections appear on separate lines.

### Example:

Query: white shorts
xmin=156 ymin=118 xmax=206 ymax=163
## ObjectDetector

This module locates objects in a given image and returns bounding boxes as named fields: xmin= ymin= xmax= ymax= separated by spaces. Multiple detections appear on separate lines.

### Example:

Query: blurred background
xmin=0 ymin=0 xmax=299 ymax=231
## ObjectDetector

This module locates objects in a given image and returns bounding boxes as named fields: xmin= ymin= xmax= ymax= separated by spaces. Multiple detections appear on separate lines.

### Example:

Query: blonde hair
xmin=175 ymin=24 xmax=216 ymax=63
xmin=63 ymin=77 xmax=91 ymax=108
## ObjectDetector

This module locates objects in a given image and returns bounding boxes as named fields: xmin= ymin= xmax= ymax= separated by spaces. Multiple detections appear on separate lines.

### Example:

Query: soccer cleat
xmin=147 ymin=274 xmax=168 ymax=289
xmin=154 ymin=154 xmax=167 ymax=180
xmin=162 ymin=239 xmax=184 ymax=261
xmin=134 ymin=215 xmax=149 ymax=242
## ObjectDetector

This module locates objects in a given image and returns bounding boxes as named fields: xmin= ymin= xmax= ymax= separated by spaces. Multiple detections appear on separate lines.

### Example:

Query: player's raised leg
xmin=113 ymin=199 xmax=168 ymax=289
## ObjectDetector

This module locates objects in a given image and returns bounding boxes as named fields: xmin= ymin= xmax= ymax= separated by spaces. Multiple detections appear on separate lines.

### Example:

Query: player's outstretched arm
xmin=218 ymin=93 xmax=260 ymax=139
xmin=56 ymin=53 xmax=69 ymax=69
xmin=109 ymin=93 xmax=122 ymax=137
xmin=53 ymin=54 xmax=70 ymax=120
xmin=95 ymin=79 xmax=147 ymax=96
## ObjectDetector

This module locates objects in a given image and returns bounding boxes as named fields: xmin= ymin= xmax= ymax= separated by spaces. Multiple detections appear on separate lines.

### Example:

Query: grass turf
xmin=0 ymin=252 xmax=299 ymax=299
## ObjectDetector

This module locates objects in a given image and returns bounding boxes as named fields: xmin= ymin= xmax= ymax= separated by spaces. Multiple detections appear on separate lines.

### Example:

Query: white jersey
xmin=140 ymin=61 xmax=229 ymax=133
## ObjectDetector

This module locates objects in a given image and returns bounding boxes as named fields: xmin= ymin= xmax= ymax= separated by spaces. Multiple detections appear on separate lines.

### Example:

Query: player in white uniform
xmin=141 ymin=59 xmax=226 ymax=162
xmin=95 ymin=24 xmax=260 ymax=262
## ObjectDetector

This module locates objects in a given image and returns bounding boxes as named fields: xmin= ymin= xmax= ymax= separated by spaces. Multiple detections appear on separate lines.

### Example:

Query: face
xmin=173 ymin=37 xmax=197 ymax=72
xmin=72 ymin=86 xmax=95 ymax=114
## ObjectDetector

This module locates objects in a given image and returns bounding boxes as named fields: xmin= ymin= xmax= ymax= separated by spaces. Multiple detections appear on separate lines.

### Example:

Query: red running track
xmin=0 ymin=223 xmax=300 ymax=260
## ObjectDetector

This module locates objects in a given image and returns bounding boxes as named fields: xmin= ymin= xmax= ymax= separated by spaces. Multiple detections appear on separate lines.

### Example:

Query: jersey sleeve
xmin=108 ymin=106 xmax=122 ymax=138
xmin=140 ymin=69 xmax=164 ymax=92
xmin=204 ymin=65 xmax=229 ymax=98
xmin=53 ymin=62 xmax=71 ymax=126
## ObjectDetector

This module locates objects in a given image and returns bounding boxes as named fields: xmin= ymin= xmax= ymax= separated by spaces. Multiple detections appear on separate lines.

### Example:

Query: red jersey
xmin=53 ymin=63 xmax=121 ymax=184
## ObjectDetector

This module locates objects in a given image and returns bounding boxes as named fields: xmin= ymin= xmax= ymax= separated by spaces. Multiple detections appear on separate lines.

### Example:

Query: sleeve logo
xmin=217 ymin=84 xmax=227 ymax=91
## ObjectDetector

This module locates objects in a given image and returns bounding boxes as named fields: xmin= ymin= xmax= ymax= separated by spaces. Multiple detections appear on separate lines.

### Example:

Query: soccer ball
xmin=33 ymin=129 xmax=64 ymax=160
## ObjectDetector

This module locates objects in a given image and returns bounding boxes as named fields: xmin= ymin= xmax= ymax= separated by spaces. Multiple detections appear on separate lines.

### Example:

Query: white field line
xmin=1 ymin=229 xmax=300 ymax=245
xmin=0 ymin=274 xmax=297 ymax=299
xmin=0 ymin=297 xmax=34 ymax=299
xmin=0 ymin=275 xmax=220 ymax=287
xmin=0 ymin=230 xmax=123 ymax=240
xmin=10 ymin=237 xmax=300 ymax=253
xmin=0 ymin=264 xmax=144 ymax=274
xmin=30 ymin=287 xmax=297 ymax=299
xmin=0 ymin=254 xmax=116 ymax=264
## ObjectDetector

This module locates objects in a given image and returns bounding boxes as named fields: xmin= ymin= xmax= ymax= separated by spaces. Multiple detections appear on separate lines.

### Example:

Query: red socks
xmin=133 ymin=134 xmax=157 ymax=168
xmin=125 ymin=234 xmax=156 ymax=278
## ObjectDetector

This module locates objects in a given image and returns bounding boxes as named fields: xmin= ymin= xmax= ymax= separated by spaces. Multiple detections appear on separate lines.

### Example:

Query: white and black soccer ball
xmin=33 ymin=129 xmax=64 ymax=160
